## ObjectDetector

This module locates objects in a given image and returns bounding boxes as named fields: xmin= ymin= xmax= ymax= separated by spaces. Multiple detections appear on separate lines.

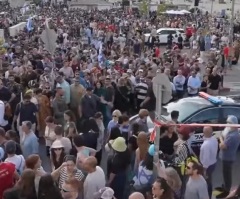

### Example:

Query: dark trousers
xmin=222 ymin=160 xmax=233 ymax=191
xmin=206 ymin=163 xmax=216 ymax=199
xmin=96 ymin=150 xmax=102 ymax=166
xmin=176 ymin=90 xmax=184 ymax=99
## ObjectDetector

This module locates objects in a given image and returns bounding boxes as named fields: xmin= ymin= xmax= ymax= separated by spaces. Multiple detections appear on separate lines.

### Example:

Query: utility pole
xmin=210 ymin=0 xmax=214 ymax=15
xmin=229 ymin=0 xmax=235 ymax=68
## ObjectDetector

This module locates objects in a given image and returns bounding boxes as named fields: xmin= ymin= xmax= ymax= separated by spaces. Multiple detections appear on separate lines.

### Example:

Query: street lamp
xmin=229 ymin=0 xmax=235 ymax=68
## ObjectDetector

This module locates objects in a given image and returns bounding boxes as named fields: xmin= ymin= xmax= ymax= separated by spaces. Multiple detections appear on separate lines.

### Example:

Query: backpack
xmin=16 ymin=155 xmax=23 ymax=175
xmin=180 ymin=143 xmax=199 ymax=176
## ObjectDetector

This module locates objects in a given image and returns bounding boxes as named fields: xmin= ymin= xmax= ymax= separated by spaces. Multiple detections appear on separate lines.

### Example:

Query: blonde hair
xmin=165 ymin=167 xmax=182 ymax=191
xmin=112 ymin=110 xmax=122 ymax=117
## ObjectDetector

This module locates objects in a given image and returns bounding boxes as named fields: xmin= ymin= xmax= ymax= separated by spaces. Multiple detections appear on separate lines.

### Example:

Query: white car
xmin=144 ymin=28 xmax=186 ymax=44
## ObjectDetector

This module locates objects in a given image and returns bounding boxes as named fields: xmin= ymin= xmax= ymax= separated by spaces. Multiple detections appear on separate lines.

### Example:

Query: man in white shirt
xmin=0 ymin=100 xmax=8 ymax=129
xmin=173 ymin=69 xmax=186 ymax=99
xmin=83 ymin=156 xmax=105 ymax=199
xmin=187 ymin=70 xmax=201 ymax=96
xmin=200 ymin=126 xmax=218 ymax=199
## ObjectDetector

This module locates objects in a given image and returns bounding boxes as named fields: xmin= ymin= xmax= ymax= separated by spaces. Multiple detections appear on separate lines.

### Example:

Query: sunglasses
xmin=112 ymin=115 xmax=117 ymax=117
xmin=186 ymin=166 xmax=191 ymax=170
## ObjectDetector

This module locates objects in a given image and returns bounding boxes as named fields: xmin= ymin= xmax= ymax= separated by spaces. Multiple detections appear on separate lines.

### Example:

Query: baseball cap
xmin=5 ymin=140 xmax=16 ymax=154
xmin=0 ymin=147 xmax=5 ymax=161
xmin=178 ymin=126 xmax=192 ymax=136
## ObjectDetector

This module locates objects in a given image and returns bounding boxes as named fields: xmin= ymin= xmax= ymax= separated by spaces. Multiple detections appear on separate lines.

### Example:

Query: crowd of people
xmin=0 ymin=1 xmax=240 ymax=199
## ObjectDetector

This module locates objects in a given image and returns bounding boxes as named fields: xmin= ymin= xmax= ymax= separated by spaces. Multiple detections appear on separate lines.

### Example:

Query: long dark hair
xmin=155 ymin=177 xmax=173 ymax=199
xmin=82 ymin=118 xmax=99 ymax=134
xmin=38 ymin=174 xmax=63 ymax=199
xmin=18 ymin=169 xmax=37 ymax=199
xmin=51 ymin=148 xmax=65 ymax=168
xmin=142 ymin=153 xmax=153 ymax=171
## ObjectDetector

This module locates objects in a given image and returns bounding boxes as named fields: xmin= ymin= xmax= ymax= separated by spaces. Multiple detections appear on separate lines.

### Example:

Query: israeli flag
xmin=26 ymin=17 xmax=33 ymax=32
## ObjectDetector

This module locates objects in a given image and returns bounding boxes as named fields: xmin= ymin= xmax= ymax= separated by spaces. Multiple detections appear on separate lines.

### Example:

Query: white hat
xmin=51 ymin=140 xmax=64 ymax=149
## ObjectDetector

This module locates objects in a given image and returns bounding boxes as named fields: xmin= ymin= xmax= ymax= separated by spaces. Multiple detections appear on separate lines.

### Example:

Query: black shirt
xmin=143 ymin=87 xmax=156 ymax=112
xmin=208 ymin=74 xmax=221 ymax=90
xmin=160 ymin=132 xmax=178 ymax=155
xmin=0 ymin=86 xmax=11 ymax=102
xmin=14 ymin=102 xmax=38 ymax=125
xmin=107 ymin=150 xmax=130 ymax=177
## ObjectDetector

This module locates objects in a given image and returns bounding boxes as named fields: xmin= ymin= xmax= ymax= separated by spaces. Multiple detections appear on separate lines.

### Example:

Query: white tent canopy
xmin=180 ymin=9 xmax=191 ymax=14
xmin=164 ymin=10 xmax=191 ymax=15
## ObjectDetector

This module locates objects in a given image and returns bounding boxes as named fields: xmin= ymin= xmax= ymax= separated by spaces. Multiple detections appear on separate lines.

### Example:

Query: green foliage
xmin=139 ymin=0 xmax=149 ymax=15
xmin=157 ymin=4 xmax=167 ymax=15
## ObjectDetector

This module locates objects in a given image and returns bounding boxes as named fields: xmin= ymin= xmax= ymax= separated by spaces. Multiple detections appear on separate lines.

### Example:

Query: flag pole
xmin=154 ymin=84 xmax=162 ymax=176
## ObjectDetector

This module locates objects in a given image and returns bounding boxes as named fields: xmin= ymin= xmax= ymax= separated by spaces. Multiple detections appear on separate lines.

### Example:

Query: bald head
xmin=203 ymin=126 xmax=213 ymax=138
xmin=129 ymin=192 xmax=145 ymax=199
xmin=85 ymin=156 xmax=97 ymax=168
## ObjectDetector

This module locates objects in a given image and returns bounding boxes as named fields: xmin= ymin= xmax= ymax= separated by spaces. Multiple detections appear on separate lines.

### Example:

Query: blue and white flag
xmin=26 ymin=17 xmax=33 ymax=32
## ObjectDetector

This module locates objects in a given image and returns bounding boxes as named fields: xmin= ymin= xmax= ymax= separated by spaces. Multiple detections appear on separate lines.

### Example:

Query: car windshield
xmin=162 ymin=101 xmax=209 ymax=122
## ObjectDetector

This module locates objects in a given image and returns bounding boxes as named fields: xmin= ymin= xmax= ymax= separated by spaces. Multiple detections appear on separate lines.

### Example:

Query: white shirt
xmin=0 ymin=101 xmax=8 ymax=127
xmin=83 ymin=166 xmax=105 ymax=199
xmin=200 ymin=136 xmax=218 ymax=169
xmin=5 ymin=154 xmax=25 ymax=173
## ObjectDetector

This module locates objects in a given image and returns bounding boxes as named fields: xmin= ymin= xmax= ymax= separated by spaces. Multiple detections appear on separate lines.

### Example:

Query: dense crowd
xmin=0 ymin=2 xmax=240 ymax=199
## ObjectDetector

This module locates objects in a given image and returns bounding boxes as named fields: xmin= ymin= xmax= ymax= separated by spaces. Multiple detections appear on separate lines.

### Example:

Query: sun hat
xmin=227 ymin=115 xmax=238 ymax=124
xmin=148 ymin=144 xmax=155 ymax=156
xmin=51 ymin=140 xmax=64 ymax=149
xmin=111 ymin=137 xmax=127 ymax=152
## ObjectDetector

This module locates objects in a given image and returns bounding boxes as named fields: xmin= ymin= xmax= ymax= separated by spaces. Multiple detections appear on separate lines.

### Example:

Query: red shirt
xmin=155 ymin=48 xmax=160 ymax=58
xmin=186 ymin=27 xmax=193 ymax=37
xmin=223 ymin=46 xmax=229 ymax=57
xmin=0 ymin=162 xmax=15 ymax=199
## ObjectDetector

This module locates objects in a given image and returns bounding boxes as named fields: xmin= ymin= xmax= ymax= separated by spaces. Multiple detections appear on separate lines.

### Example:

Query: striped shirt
xmin=135 ymin=82 xmax=148 ymax=100
xmin=174 ymin=142 xmax=189 ymax=164
xmin=58 ymin=167 xmax=84 ymax=188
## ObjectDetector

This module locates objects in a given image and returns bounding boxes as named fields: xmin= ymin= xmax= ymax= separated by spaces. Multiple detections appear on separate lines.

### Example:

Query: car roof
xmin=157 ymin=28 xmax=184 ymax=31
xmin=170 ymin=96 xmax=239 ymax=106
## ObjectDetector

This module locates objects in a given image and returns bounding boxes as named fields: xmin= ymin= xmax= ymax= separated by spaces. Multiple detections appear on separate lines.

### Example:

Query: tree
xmin=157 ymin=3 xmax=167 ymax=15
xmin=139 ymin=0 xmax=149 ymax=16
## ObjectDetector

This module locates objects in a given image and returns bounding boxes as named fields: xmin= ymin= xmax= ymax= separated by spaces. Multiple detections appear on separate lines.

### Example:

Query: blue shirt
xmin=21 ymin=132 xmax=39 ymax=158
xmin=57 ymin=80 xmax=70 ymax=104
xmin=219 ymin=130 xmax=240 ymax=161
xmin=107 ymin=120 xmax=118 ymax=133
